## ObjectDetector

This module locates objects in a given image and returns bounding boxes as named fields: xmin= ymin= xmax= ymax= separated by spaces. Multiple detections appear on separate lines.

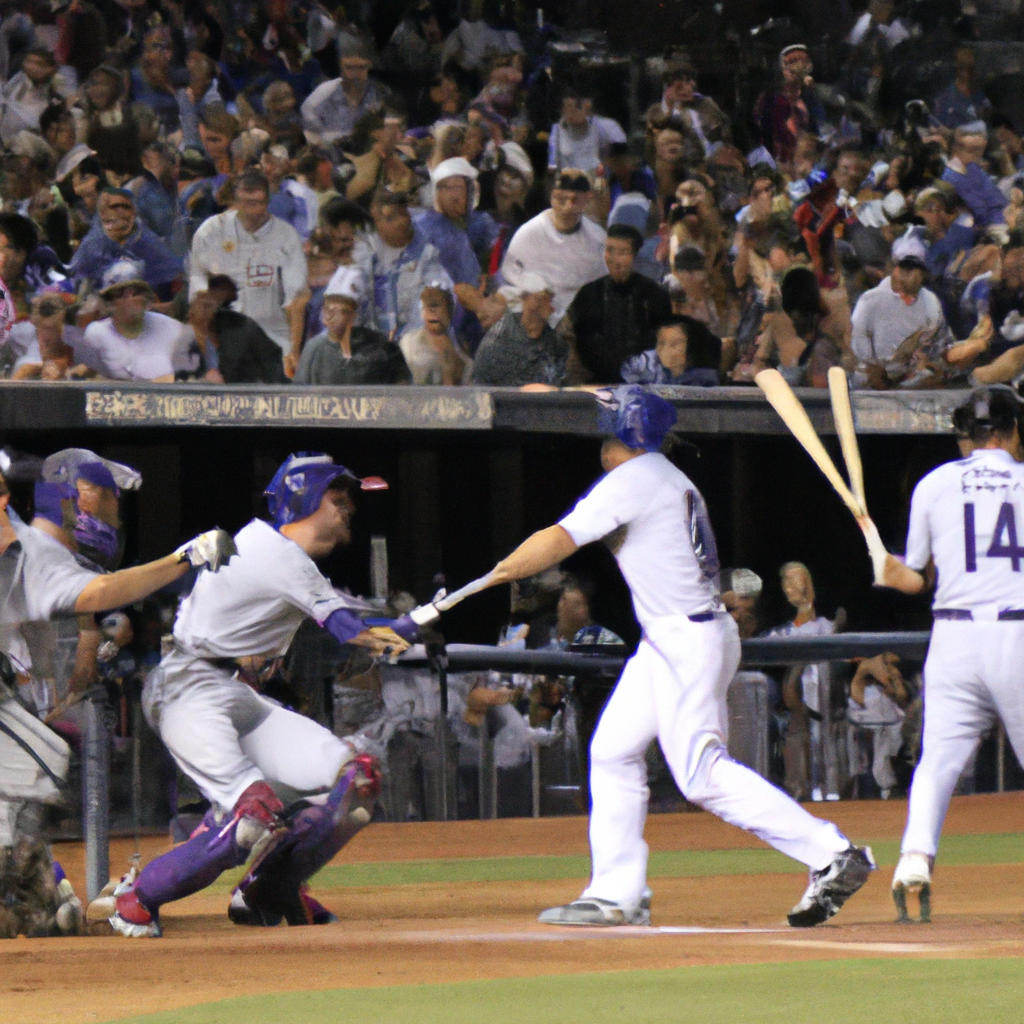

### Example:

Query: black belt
xmin=688 ymin=611 xmax=717 ymax=623
xmin=933 ymin=609 xmax=1024 ymax=621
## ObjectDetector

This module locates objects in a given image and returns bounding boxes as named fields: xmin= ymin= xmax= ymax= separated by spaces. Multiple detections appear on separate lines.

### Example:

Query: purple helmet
xmin=596 ymin=386 xmax=678 ymax=452
xmin=264 ymin=453 xmax=388 ymax=527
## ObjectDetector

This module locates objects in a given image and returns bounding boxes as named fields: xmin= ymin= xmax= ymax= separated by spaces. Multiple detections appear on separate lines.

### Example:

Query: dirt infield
xmin=5 ymin=793 xmax=1024 ymax=1024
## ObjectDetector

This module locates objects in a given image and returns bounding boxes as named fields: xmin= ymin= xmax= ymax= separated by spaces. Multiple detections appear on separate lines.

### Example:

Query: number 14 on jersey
xmin=964 ymin=502 xmax=1024 ymax=572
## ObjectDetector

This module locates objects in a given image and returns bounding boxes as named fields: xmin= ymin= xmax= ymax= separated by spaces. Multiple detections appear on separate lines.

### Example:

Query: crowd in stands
xmin=0 ymin=0 xmax=1022 ymax=390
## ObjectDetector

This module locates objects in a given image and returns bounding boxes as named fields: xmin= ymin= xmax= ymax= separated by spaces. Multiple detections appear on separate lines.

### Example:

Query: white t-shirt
xmin=501 ymin=210 xmax=607 ymax=326
xmin=172 ymin=519 xmax=356 ymax=660
xmin=906 ymin=447 xmax=1024 ymax=610
xmin=84 ymin=312 xmax=188 ymax=381
xmin=189 ymin=210 xmax=307 ymax=352
xmin=558 ymin=452 xmax=720 ymax=628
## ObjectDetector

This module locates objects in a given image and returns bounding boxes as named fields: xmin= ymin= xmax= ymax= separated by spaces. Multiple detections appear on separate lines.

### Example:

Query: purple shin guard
xmin=237 ymin=758 xmax=377 ymax=923
xmin=134 ymin=810 xmax=249 ymax=912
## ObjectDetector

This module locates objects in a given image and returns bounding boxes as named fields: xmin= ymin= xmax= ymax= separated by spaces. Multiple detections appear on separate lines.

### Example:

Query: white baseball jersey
xmin=172 ymin=519 xmax=355 ymax=660
xmin=906 ymin=447 xmax=1024 ymax=610
xmin=558 ymin=452 xmax=720 ymax=627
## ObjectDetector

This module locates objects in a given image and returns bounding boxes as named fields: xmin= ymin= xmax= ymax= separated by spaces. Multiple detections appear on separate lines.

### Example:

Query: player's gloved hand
xmin=175 ymin=528 xmax=237 ymax=572
xmin=857 ymin=516 xmax=888 ymax=585
xmin=390 ymin=614 xmax=420 ymax=641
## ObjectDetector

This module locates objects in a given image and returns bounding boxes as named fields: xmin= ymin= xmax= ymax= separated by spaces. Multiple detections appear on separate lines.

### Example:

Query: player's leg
xmin=649 ymin=615 xmax=871 ymax=926
xmin=228 ymin=703 xmax=377 ymax=925
xmin=893 ymin=624 xmax=993 ymax=922
xmin=539 ymin=647 xmax=658 ymax=924
xmin=100 ymin=670 xmax=283 ymax=935
xmin=899 ymin=628 xmax=993 ymax=859
xmin=650 ymin=616 xmax=850 ymax=868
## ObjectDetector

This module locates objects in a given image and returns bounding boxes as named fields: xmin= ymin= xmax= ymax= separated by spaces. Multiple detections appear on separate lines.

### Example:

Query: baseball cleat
xmin=104 ymin=891 xmax=161 ymax=938
xmin=892 ymin=852 xmax=932 ymax=924
xmin=787 ymin=845 xmax=876 ymax=927
xmin=228 ymin=887 xmax=283 ymax=927
xmin=538 ymin=896 xmax=651 ymax=927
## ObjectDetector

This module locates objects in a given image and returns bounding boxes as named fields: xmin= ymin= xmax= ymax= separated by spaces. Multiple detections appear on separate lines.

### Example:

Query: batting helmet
xmin=264 ymin=453 xmax=388 ymax=528
xmin=596 ymin=386 xmax=678 ymax=452
xmin=951 ymin=385 xmax=1023 ymax=441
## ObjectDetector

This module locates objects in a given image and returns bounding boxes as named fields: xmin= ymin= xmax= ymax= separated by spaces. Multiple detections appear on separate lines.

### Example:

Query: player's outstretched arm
xmin=489 ymin=525 xmax=579 ymax=587
xmin=75 ymin=553 xmax=190 ymax=613
xmin=74 ymin=529 xmax=238 ymax=613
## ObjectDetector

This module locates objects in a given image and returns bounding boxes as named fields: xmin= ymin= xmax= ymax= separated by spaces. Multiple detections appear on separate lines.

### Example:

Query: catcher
xmin=94 ymin=453 xmax=423 ymax=937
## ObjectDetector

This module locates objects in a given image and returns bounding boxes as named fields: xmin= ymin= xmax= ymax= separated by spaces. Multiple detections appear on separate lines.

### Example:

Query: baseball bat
xmin=827 ymin=367 xmax=867 ymax=513
xmin=434 ymin=572 xmax=496 ymax=612
xmin=754 ymin=369 xmax=866 ymax=519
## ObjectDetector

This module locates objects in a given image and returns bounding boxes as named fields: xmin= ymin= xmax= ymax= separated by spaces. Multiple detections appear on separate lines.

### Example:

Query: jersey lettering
xmin=963 ymin=501 xmax=1024 ymax=573
xmin=987 ymin=502 xmax=1024 ymax=571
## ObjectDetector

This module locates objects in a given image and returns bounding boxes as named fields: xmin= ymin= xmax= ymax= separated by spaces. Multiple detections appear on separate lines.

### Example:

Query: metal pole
xmin=426 ymin=632 xmax=449 ymax=822
xmin=531 ymin=739 xmax=541 ymax=818
xmin=997 ymin=722 xmax=1006 ymax=794
xmin=83 ymin=690 xmax=110 ymax=903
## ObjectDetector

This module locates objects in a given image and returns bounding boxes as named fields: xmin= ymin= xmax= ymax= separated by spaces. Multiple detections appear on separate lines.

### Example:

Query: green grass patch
xmin=207 ymin=832 xmax=1024 ymax=892
xmin=107 ymin=958 xmax=1024 ymax=1024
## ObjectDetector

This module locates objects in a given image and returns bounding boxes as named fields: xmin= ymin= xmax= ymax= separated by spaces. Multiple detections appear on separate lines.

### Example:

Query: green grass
xmin=207 ymin=832 xmax=1024 ymax=892
xmin=107 ymin=958 xmax=1024 ymax=1024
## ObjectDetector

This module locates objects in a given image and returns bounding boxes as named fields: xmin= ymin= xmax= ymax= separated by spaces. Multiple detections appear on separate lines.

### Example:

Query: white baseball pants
xmin=902 ymin=620 xmax=1024 ymax=857
xmin=581 ymin=613 xmax=850 ymax=910
xmin=143 ymin=651 xmax=352 ymax=815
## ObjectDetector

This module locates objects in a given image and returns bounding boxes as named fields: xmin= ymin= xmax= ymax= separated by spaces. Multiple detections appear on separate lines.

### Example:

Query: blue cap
xmin=264 ymin=453 xmax=388 ymax=527
xmin=76 ymin=460 xmax=118 ymax=491
xmin=596 ymin=386 xmax=678 ymax=452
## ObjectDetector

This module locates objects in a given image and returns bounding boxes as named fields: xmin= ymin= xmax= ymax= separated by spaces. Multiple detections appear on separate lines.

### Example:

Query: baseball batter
xmin=863 ymin=386 xmax=1024 ymax=921
xmin=453 ymin=388 xmax=874 ymax=927
xmin=99 ymin=454 xmax=419 ymax=937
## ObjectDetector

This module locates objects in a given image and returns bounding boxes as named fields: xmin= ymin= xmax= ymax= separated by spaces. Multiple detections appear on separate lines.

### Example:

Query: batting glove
xmin=175 ymin=528 xmax=238 ymax=572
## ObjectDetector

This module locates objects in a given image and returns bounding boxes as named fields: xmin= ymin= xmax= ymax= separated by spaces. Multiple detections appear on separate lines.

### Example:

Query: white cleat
xmin=539 ymin=893 xmax=652 ymax=927
xmin=892 ymin=852 xmax=932 ymax=924
xmin=107 ymin=912 xmax=162 ymax=938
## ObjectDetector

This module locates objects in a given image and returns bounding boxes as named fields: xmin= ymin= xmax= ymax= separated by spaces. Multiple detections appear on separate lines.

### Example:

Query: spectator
xmin=10 ymin=293 xmax=96 ymax=380
xmin=80 ymin=64 xmax=149 ymax=180
xmin=563 ymin=223 xmax=672 ymax=384
xmin=766 ymin=561 xmax=842 ymax=803
xmin=658 ymin=56 xmax=730 ymax=156
xmin=189 ymin=275 xmax=287 ymax=385
xmin=621 ymin=315 xmax=720 ymax=386
xmin=399 ymin=285 xmax=471 ymax=384
xmin=417 ymin=157 xmax=488 ymax=287
xmin=341 ymin=106 xmax=418 ymax=204
xmin=478 ymin=142 xmax=533 ymax=274
xmin=170 ymin=147 xmax=219 ymax=257
xmin=130 ymin=141 xmax=177 ymax=241
xmin=176 ymin=51 xmax=221 ymax=150
xmin=189 ymin=168 xmax=308 ymax=372
xmin=946 ymin=238 xmax=1024 ymax=385
xmin=39 ymin=102 xmax=77 ymax=167
xmin=261 ymin=142 xmax=315 ymax=238
xmin=470 ymin=273 xmax=566 ymax=386
xmin=500 ymin=169 xmax=607 ymax=327
xmin=0 ymin=46 xmax=71 ymax=142
xmin=670 ymin=245 xmax=722 ymax=335
xmin=910 ymin=184 xmax=975 ymax=327
xmin=353 ymin=187 xmax=451 ymax=340
xmin=753 ymin=44 xmax=824 ymax=170
xmin=300 ymin=39 xmax=388 ymax=147
xmin=933 ymin=46 xmax=993 ymax=131
xmin=721 ymin=568 xmax=763 ymax=640
xmin=546 ymin=86 xmax=626 ymax=176
xmin=605 ymin=138 xmax=658 ymax=208
xmin=851 ymin=234 xmax=946 ymax=388
xmin=942 ymin=125 xmax=1009 ymax=232
xmin=83 ymin=261 xmax=188 ymax=382
xmin=294 ymin=265 xmax=411 ymax=384
xmin=197 ymin=105 xmax=239 ymax=183
xmin=69 ymin=188 xmax=184 ymax=302
xmin=130 ymin=26 xmax=181 ymax=137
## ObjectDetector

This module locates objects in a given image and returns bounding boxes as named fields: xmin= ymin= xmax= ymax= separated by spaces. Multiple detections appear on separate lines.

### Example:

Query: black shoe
xmin=787 ymin=846 xmax=876 ymax=928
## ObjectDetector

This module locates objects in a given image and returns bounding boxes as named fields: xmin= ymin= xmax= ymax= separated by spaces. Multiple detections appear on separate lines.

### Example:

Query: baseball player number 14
xmin=964 ymin=503 xmax=1024 ymax=572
